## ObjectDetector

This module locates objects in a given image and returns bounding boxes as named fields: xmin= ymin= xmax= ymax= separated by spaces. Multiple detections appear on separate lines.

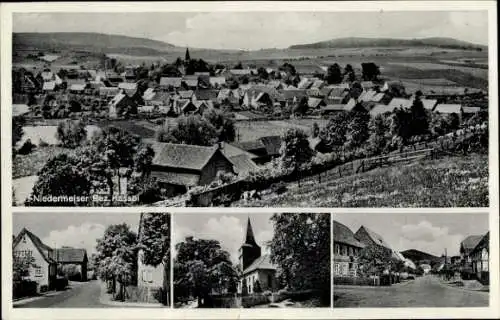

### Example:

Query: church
xmin=238 ymin=217 xmax=277 ymax=294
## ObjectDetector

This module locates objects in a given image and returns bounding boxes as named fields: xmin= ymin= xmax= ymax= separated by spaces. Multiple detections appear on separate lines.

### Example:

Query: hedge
xmin=13 ymin=280 xmax=38 ymax=299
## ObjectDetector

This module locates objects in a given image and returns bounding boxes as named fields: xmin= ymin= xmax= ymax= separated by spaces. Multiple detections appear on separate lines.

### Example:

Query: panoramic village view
xmin=12 ymin=212 xmax=171 ymax=308
xmin=11 ymin=11 xmax=489 ymax=207
xmin=333 ymin=212 xmax=490 ymax=307
xmin=173 ymin=212 xmax=330 ymax=308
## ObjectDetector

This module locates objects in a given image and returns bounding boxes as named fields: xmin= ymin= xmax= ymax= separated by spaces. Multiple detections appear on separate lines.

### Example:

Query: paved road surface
xmin=334 ymin=275 xmax=489 ymax=308
xmin=15 ymin=280 xmax=110 ymax=308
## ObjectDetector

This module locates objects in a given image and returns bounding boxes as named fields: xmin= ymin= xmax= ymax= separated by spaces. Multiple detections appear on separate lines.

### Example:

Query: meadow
xmin=233 ymin=153 xmax=488 ymax=207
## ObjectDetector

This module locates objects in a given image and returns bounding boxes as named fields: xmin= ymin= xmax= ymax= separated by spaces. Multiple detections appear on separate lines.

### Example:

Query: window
xmin=349 ymin=247 xmax=354 ymax=256
xmin=22 ymin=236 xmax=27 ymax=243
xmin=35 ymin=266 xmax=43 ymax=277
xmin=335 ymin=244 xmax=340 ymax=255
xmin=334 ymin=263 xmax=340 ymax=275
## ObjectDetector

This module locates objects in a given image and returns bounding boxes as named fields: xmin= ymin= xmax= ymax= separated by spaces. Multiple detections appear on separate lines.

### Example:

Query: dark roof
xmin=151 ymin=142 xmax=222 ymax=171
xmin=461 ymin=235 xmax=483 ymax=250
xmin=229 ymin=154 xmax=260 ymax=175
xmin=246 ymin=85 xmax=282 ymax=101
xmin=471 ymin=232 xmax=489 ymax=254
xmin=282 ymin=89 xmax=307 ymax=101
xmin=333 ymin=221 xmax=365 ymax=248
xmin=194 ymin=89 xmax=219 ymax=101
xmin=243 ymin=254 xmax=277 ymax=274
xmin=356 ymin=225 xmax=392 ymax=249
xmin=13 ymin=228 xmax=55 ymax=263
xmin=159 ymin=77 xmax=182 ymax=87
xmin=234 ymin=140 xmax=266 ymax=152
xmin=56 ymin=248 xmax=87 ymax=263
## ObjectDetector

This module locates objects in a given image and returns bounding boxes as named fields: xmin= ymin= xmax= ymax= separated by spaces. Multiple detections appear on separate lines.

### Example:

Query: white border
xmin=2 ymin=1 xmax=499 ymax=319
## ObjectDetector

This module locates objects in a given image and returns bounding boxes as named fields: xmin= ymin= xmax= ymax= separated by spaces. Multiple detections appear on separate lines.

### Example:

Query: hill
xmin=289 ymin=37 xmax=486 ymax=51
xmin=400 ymin=249 xmax=441 ymax=263
xmin=13 ymin=32 xmax=180 ymax=55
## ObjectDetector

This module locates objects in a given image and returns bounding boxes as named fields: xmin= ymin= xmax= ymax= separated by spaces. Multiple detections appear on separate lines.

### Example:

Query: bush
xmin=13 ymin=280 xmax=38 ymax=298
xmin=334 ymin=276 xmax=378 ymax=286
xmin=55 ymin=277 xmax=68 ymax=291
xmin=40 ymin=285 xmax=49 ymax=293
xmin=18 ymin=139 xmax=36 ymax=155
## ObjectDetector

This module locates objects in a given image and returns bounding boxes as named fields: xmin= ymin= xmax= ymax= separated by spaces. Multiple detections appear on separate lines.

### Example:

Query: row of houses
xmin=333 ymin=221 xmax=415 ymax=278
xmin=459 ymin=232 xmax=490 ymax=284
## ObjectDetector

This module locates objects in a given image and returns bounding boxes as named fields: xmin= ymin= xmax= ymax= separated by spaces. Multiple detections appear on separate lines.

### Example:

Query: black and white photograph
xmin=10 ymin=10 xmax=489 ymax=208
xmin=12 ymin=211 xmax=171 ymax=308
xmin=333 ymin=212 xmax=489 ymax=308
xmin=173 ymin=212 xmax=331 ymax=308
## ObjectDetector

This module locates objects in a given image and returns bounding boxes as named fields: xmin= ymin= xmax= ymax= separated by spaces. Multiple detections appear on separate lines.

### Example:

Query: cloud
xmin=398 ymin=221 xmax=464 ymax=256
xmin=42 ymin=222 xmax=106 ymax=255
xmin=173 ymin=215 xmax=244 ymax=264
xmin=163 ymin=12 xmax=324 ymax=50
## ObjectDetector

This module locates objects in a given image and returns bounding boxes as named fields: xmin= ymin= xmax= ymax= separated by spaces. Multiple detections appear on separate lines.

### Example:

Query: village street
xmin=334 ymin=275 xmax=489 ymax=308
xmin=14 ymin=280 xmax=113 ymax=308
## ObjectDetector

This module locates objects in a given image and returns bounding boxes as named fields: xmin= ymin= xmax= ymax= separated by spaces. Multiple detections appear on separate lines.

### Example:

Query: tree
xmin=326 ymin=63 xmax=342 ymax=84
xmin=95 ymin=223 xmax=138 ymax=300
xmin=156 ymin=115 xmax=218 ymax=146
xmin=233 ymin=62 xmax=243 ymax=70
xmin=13 ymin=254 xmax=35 ymax=281
xmin=367 ymin=114 xmax=390 ymax=155
xmin=84 ymin=126 xmax=153 ymax=204
xmin=280 ymin=62 xmax=296 ymax=76
xmin=446 ymin=113 xmax=460 ymax=131
xmin=280 ymin=128 xmax=313 ymax=172
xmin=27 ymin=154 xmax=92 ymax=206
xmin=202 ymin=109 xmax=236 ymax=143
xmin=344 ymin=110 xmax=370 ymax=150
xmin=344 ymin=64 xmax=355 ymax=82
xmin=56 ymin=120 xmax=87 ymax=148
xmin=269 ymin=213 xmax=330 ymax=303
xmin=358 ymin=244 xmax=393 ymax=276
xmin=185 ymin=48 xmax=191 ymax=61
xmin=312 ymin=122 xmax=320 ymax=138
xmin=293 ymin=96 xmax=309 ymax=116
xmin=361 ymin=62 xmax=381 ymax=81
xmin=410 ymin=93 xmax=429 ymax=136
xmin=320 ymin=112 xmax=351 ymax=149
xmin=390 ymin=108 xmax=412 ymax=144
xmin=12 ymin=115 xmax=26 ymax=147
xmin=138 ymin=213 xmax=170 ymax=267
xmin=257 ymin=67 xmax=269 ymax=80
xmin=174 ymin=237 xmax=237 ymax=305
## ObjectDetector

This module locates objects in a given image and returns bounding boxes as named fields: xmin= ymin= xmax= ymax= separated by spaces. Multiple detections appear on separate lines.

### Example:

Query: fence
xmin=299 ymin=148 xmax=435 ymax=187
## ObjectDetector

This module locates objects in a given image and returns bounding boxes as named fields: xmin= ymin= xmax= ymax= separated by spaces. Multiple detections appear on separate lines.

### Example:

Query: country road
xmin=15 ymin=280 xmax=111 ymax=308
xmin=334 ymin=275 xmax=489 ymax=308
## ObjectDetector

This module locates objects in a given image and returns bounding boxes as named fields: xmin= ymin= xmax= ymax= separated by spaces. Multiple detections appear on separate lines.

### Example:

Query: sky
xmin=13 ymin=212 xmax=142 ymax=255
xmin=13 ymin=11 xmax=489 ymax=50
xmin=335 ymin=212 xmax=489 ymax=257
xmin=173 ymin=213 xmax=276 ymax=265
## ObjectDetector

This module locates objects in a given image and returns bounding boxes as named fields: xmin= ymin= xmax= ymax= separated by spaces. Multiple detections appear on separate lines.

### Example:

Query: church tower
xmin=239 ymin=217 xmax=261 ymax=271
xmin=185 ymin=47 xmax=191 ymax=61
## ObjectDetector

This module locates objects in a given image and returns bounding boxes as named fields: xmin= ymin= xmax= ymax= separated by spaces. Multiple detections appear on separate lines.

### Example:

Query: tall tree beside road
xmin=269 ymin=213 xmax=331 ymax=303
xmin=95 ymin=223 xmax=137 ymax=301
xmin=326 ymin=63 xmax=343 ymax=84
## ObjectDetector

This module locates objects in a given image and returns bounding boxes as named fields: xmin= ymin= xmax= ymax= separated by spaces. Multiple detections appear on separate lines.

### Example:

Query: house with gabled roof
xmin=159 ymin=77 xmax=182 ymax=90
xmin=150 ymin=142 xmax=236 ymax=196
xmin=238 ymin=218 xmax=277 ymax=295
xmin=470 ymin=232 xmax=489 ymax=284
xmin=333 ymin=221 xmax=365 ymax=278
xmin=13 ymin=228 xmax=57 ymax=292
xmin=55 ymin=247 xmax=88 ymax=281
xmin=233 ymin=136 xmax=282 ymax=165
xmin=354 ymin=225 xmax=404 ymax=262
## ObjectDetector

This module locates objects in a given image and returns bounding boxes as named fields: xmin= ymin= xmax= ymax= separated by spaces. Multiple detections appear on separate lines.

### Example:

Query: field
xmin=235 ymin=119 xmax=329 ymax=142
xmin=233 ymin=153 xmax=488 ymax=207
xmin=13 ymin=146 xmax=76 ymax=179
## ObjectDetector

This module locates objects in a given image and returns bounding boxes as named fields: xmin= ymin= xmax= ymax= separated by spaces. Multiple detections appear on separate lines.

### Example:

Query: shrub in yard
xmin=40 ymin=285 xmax=49 ymax=293
xmin=18 ymin=139 xmax=36 ymax=155
xmin=56 ymin=120 xmax=87 ymax=148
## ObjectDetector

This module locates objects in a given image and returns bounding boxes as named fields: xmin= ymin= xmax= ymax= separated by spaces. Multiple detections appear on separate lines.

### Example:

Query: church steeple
xmin=185 ymin=47 xmax=191 ymax=61
xmin=244 ymin=217 xmax=257 ymax=245
xmin=239 ymin=217 xmax=261 ymax=271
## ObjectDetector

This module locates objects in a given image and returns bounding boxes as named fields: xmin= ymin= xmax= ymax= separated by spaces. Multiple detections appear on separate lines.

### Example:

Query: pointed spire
xmin=244 ymin=217 xmax=257 ymax=245
xmin=185 ymin=47 xmax=191 ymax=61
